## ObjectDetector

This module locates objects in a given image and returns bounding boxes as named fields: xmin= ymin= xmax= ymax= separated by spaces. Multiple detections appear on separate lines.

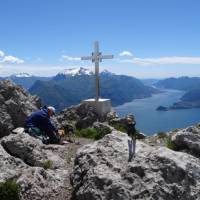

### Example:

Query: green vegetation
xmin=112 ymin=124 xmax=126 ymax=133
xmin=42 ymin=160 xmax=53 ymax=170
xmin=94 ymin=126 xmax=112 ymax=140
xmin=75 ymin=127 xmax=111 ymax=140
xmin=157 ymin=132 xmax=167 ymax=139
xmin=164 ymin=136 xmax=177 ymax=150
xmin=111 ymin=123 xmax=142 ymax=138
xmin=0 ymin=180 xmax=20 ymax=200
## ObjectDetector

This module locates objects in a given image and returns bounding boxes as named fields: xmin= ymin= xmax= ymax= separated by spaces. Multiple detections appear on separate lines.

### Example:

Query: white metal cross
xmin=81 ymin=41 xmax=114 ymax=101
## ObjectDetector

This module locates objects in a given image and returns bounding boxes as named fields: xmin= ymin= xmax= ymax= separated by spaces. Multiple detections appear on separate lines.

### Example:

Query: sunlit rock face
xmin=0 ymin=129 xmax=70 ymax=200
xmin=0 ymin=80 xmax=41 ymax=138
xmin=71 ymin=131 xmax=200 ymax=200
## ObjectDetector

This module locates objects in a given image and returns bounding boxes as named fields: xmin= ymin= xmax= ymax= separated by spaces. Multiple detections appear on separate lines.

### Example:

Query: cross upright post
xmin=81 ymin=41 xmax=113 ymax=101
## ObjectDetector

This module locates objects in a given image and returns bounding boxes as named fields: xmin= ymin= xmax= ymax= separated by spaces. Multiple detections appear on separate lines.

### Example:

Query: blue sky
xmin=0 ymin=0 xmax=200 ymax=78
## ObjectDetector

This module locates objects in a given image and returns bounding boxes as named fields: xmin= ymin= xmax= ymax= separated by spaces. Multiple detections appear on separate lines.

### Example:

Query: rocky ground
xmin=2 ymin=80 xmax=200 ymax=199
xmin=0 ymin=127 xmax=92 ymax=200
xmin=71 ymin=128 xmax=200 ymax=200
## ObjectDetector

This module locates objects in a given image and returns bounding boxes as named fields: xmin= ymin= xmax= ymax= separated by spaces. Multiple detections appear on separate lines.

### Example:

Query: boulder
xmin=172 ymin=125 xmax=200 ymax=155
xmin=1 ymin=130 xmax=67 ymax=169
xmin=56 ymin=103 xmax=99 ymax=130
xmin=0 ymin=80 xmax=41 ymax=138
xmin=0 ymin=129 xmax=70 ymax=200
xmin=71 ymin=131 xmax=200 ymax=200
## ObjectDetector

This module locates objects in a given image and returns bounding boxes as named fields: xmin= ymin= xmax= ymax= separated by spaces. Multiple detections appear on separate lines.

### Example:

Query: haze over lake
xmin=115 ymin=89 xmax=200 ymax=135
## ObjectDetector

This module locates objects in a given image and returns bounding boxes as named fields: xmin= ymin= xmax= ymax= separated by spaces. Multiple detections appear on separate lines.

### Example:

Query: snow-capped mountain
xmin=30 ymin=68 xmax=158 ymax=111
xmin=11 ymin=73 xmax=33 ymax=78
xmin=53 ymin=67 xmax=115 ymax=81
xmin=57 ymin=67 xmax=94 ymax=77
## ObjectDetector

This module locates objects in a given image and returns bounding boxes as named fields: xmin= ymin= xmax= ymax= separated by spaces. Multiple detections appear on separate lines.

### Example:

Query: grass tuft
xmin=75 ymin=127 xmax=111 ymax=140
xmin=112 ymin=124 xmax=127 ymax=133
xmin=164 ymin=136 xmax=177 ymax=150
xmin=0 ymin=180 xmax=20 ymax=200
xmin=42 ymin=160 xmax=53 ymax=170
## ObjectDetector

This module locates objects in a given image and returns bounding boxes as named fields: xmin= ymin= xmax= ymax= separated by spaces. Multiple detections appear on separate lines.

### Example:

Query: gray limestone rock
xmin=1 ymin=131 xmax=67 ymax=169
xmin=0 ymin=80 xmax=41 ymax=138
xmin=57 ymin=103 xmax=99 ymax=130
xmin=0 ymin=129 xmax=70 ymax=200
xmin=71 ymin=131 xmax=200 ymax=200
xmin=172 ymin=125 xmax=200 ymax=155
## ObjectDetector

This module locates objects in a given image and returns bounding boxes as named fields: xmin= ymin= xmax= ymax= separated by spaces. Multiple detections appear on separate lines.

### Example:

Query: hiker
xmin=125 ymin=115 xmax=137 ymax=161
xmin=24 ymin=106 xmax=61 ymax=144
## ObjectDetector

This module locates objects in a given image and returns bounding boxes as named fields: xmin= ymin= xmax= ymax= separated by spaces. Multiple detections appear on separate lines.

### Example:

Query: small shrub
xmin=0 ymin=180 xmax=20 ymax=200
xmin=112 ymin=124 xmax=126 ymax=133
xmin=157 ymin=132 xmax=167 ymax=139
xmin=75 ymin=127 xmax=112 ymax=140
xmin=94 ymin=126 xmax=112 ymax=140
xmin=42 ymin=160 xmax=53 ymax=170
xmin=164 ymin=136 xmax=177 ymax=150
xmin=75 ymin=128 xmax=98 ymax=139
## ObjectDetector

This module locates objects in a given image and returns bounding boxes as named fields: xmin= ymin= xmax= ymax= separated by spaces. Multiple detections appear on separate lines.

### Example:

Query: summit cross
xmin=81 ymin=41 xmax=114 ymax=100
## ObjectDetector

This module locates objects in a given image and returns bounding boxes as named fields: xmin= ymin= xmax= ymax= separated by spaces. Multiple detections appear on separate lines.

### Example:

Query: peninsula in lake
xmin=156 ymin=77 xmax=200 ymax=110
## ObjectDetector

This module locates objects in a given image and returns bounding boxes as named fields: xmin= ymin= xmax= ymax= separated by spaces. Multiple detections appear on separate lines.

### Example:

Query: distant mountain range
xmin=0 ymin=73 xmax=50 ymax=89
xmin=155 ymin=77 xmax=200 ymax=110
xmin=5 ymin=71 xmax=200 ymax=111
xmin=28 ymin=67 xmax=159 ymax=111
xmin=155 ymin=77 xmax=200 ymax=91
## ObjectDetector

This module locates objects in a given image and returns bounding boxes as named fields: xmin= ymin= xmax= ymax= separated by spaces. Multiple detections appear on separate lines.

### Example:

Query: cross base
xmin=82 ymin=98 xmax=112 ymax=117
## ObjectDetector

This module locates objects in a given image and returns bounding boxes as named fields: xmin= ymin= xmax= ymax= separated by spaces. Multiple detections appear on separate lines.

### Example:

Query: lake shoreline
xmin=114 ymin=89 xmax=200 ymax=135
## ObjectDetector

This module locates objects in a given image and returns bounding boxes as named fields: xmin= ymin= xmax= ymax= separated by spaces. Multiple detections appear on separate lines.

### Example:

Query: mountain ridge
xmin=29 ymin=68 xmax=158 ymax=111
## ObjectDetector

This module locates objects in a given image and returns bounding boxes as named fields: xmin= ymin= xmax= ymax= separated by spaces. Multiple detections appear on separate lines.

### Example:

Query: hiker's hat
xmin=47 ymin=106 xmax=56 ymax=115
xmin=127 ymin=117 xmax=133 ymax=122
xmin=126 ymin=115 xmax=134 ymax=124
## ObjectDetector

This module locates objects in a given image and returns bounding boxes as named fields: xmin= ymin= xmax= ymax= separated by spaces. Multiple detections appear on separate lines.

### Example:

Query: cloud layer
xmin=120 ymin=56 xmax=200 ymax=65
xmin=61 ymin=55 xmax=81 ymax=61
xmin=119 ymin=51 xmax=133 ymax=57
xmin=0 ymin=50 xmax=5 ymax=57
xmin=0 ymin=50 xmax=24 ymax=64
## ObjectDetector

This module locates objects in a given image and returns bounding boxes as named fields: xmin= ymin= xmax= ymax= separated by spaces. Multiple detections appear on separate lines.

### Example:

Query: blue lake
xmin=114 ymin=89 xmax=200 ymax=135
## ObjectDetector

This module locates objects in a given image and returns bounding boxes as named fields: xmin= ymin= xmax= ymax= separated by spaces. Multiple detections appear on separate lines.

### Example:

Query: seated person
xmin=24 ymin=106 xmax=60 ymax=144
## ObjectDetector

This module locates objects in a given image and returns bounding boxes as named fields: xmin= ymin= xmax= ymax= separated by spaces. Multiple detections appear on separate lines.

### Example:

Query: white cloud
xmin=61 ymin=55 xmax=81 ymax=61
xmin=119 ymin=51 xmax=133 ymax=57
xmin=1 ymin=55 xmax=24 ymax=64
xmin=0 ymin=50 xmax=5 ymax=57
xmin=120 ymin=56 xmax=200 ymax=65
xmin=0 ymin=50 xmax=24 ymax=64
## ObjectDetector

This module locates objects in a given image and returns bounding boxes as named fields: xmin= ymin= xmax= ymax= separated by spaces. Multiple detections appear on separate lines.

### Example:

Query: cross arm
xmin=81 ymin=56 xmax=94 ymax=60
xmin=100 ymin=55 xmax=114 ymax=59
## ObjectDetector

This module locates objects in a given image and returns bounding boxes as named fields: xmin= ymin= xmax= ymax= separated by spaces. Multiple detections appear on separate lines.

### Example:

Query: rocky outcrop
xmin=56 ymin=105 xmax=141 ymax=137
xmin=0 ymin=129 xmax=71 ymax=200
xmin=71 ymin=131 xmax=200 ymax=200
xmin=0 ymin=80 xmax=41 ymax=138
xmin=56 ymin=103 xmax=99 ymax=130
xmin=172 ymin=125 xmax=200 ymax=156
